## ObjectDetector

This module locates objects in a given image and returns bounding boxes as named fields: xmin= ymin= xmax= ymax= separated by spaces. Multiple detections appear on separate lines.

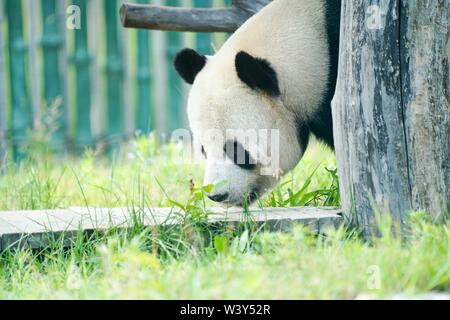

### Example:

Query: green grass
xmin=0 ymin=137 xmax=449 ymax=299
xmin=0 ymin=136 xmax=339 ymax=210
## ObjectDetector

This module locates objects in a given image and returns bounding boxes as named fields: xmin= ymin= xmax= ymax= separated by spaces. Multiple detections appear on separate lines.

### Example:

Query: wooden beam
xmin=0 ymin=206 xmax=342 ymax=250
xmin=120 ymin=0 xmax=271 ymax=32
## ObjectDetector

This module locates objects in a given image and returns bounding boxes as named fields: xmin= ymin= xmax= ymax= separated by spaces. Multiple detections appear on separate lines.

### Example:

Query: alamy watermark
xmin=169 ymin=128 xmax=281 ymax=177
xmin=367 ymin=265 xmax=382 ymax=290
xmin=66 ymin=5 xmax=81 ymax=30
xmin=366 ymin=5 xmax=386 ymax=30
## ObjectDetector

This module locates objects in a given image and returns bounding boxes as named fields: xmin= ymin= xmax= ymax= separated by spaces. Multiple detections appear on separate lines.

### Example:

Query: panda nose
xmin=208 ymin=192 xmax=229 ymax=203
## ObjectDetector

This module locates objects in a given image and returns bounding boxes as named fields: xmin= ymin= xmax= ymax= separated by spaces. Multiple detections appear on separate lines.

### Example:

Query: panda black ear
xmin=174 ymin=48 xmax=207 ymax=85
xmin=235 ymin=51 xmax=280 ymax=97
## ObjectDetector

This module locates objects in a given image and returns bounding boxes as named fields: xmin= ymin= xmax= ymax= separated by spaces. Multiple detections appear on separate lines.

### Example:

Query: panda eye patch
xmin=224 ymin=140 xmax=256 ymax=170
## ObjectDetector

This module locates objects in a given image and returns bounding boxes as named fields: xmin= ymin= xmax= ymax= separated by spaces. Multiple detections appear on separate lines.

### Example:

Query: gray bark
xmin=120 ymin=0 xmax=271 ymax=32
xmin=332 ymin=0 xmax=449 ymax=235
xmin=401 ymin=1 xmax=450 ymax=220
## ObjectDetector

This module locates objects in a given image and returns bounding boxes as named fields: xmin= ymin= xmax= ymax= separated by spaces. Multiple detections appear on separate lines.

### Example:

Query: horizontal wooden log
xmin=120 ymin=0 xmax=271 ymax=32
xmin=0 ymin=206 xmax=342 ymax=250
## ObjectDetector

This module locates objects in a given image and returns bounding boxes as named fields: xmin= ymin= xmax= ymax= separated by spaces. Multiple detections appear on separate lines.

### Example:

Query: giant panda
xmin=174 ymin=0 xmax=341 ymax=206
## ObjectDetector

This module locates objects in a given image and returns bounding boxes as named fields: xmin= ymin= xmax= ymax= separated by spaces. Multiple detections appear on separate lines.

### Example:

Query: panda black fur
xmin=306 ymin=0 xmax=341 ymax=149
xmin=174 ymin=0 xmax=341 ymax=205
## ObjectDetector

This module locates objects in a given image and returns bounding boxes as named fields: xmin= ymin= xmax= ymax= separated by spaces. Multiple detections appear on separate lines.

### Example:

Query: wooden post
xmin=136 ymin=0 xmax=153 ymax=135
xmin=0 ymin=0 xmax=7 ymax=164
xmin=87 ymin=0 xmax=102 ymax=140
xmin=6 ymin=0 xmax=32 ymax=161
xmin=73 ymin=0 xmax=94 ymax=149
xmin=151 ymin=0 xmax=169 ymax=135
xmin=332 ymin=0 xmax=449 ymax=235
xmin=104 ymin=0 xmax=124 ymax=154
xmin=27 ymin=0 xmax=40 ymax=130
xmin=41 ymin=0 xmax=66 ymax=148
xmin=400 ymin=1 xmax=450 ymax=221
xmin=194 ymin=0 xmax=213 ymax=54
xmin=166 ymin=0 xmax=183 ymax=132
xmin=56 ymin=0 xmax=70 ymax=147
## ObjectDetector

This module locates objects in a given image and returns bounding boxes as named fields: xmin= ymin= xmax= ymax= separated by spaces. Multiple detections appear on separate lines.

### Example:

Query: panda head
xmin=174 ymin=48 xmax=304 ymax=206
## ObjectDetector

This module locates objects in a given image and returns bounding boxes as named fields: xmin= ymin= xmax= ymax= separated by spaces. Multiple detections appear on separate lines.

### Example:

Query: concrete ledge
xmin=0 ymin=206 xmax=343 ymax=250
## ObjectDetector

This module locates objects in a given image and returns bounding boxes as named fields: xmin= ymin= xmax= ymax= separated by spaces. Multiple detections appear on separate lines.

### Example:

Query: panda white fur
xmin=174 ymin=0 xmax=341 ymax=206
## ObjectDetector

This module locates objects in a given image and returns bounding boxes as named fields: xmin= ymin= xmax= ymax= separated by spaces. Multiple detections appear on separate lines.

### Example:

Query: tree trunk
xmin=332 ymin=0 xmax=449 ymax=235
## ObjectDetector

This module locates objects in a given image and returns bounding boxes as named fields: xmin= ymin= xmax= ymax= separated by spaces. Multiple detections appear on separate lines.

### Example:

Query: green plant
xmin=1 ymin=138 xmax=447 ymax=299
xmin=265 ymin=166 xmax=340 ymax=207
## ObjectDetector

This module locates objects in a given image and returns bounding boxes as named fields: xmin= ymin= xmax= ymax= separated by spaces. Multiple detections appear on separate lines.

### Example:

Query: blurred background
xmin=0 ymin=0 xmax=231 ymax=162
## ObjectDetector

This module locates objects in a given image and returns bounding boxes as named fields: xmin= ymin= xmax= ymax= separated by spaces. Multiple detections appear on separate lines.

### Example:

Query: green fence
xmin=0 ymin=0 xmax=230 ymax=161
